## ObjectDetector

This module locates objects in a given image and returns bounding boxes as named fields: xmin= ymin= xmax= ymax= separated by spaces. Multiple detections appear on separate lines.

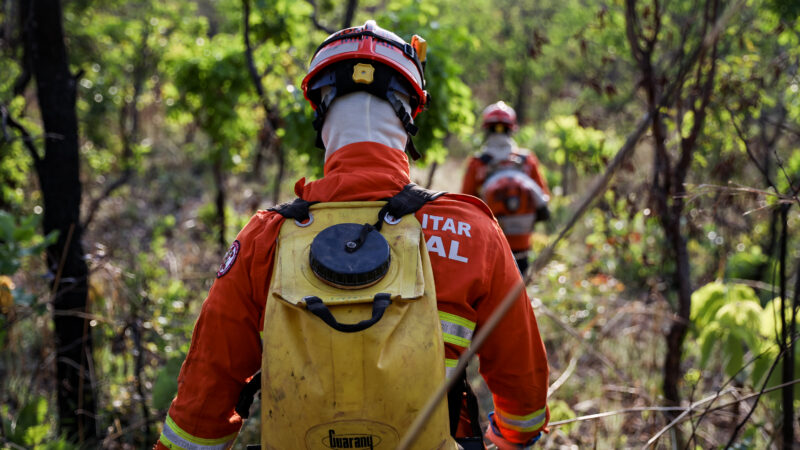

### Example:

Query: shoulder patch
xmin=217 ymin=240 xmax=241 ymax=278
xmin=438 ymin=193 xmax=495 ymax=219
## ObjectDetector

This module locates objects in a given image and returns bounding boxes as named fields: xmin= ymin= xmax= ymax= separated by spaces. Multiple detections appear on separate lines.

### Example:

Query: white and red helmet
xmin=481 ymin=101 xmax=518 ymax=132
xmin=301 ymin=21 xmax=429 ymax=158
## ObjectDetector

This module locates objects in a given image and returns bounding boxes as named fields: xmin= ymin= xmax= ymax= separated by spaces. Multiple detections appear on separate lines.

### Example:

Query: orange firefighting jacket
xmin=461 ymin=150 xmax=550 ymax=253
xmin=156 ymin=142 xmax=549 ymax=449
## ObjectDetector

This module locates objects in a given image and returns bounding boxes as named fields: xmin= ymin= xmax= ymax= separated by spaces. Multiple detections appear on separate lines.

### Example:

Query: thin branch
xmin=1 ymin=103 xmax=42 ymax=163
xmin=552 ymin=388 xmax=737 ymax=428
xmin=396 ymin=280 xmax=527 ymax=450
xmin=723 ymin=337 xmax=794 ymax=449
xmin=341 ymin=0 xmax=358 ymax=28
xmin=243 ymin=0 xmax=284 ymax=202
xmin=547 ymin=353 xmax=578 ymax=398
xmin=535 ymin=299 xmax=631 ymax=383
xmin=305 ymin=0 xmax=335 ymax=34
xmin=773 ymin=149 xmax=800 ymax=207
xmin=82 ymin=171 xmax=132 ymax=230
xmin=686 ymin=343 xmax=782 ymax=447
xmin=727 ymin=105 xmax=777 ymax=190
xmin=546 ymin=378 xmax=800 ymax=429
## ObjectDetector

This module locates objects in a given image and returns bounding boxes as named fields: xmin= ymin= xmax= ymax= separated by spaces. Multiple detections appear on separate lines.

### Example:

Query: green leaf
xmin=152 ymin=356 xmax=184 ymax=410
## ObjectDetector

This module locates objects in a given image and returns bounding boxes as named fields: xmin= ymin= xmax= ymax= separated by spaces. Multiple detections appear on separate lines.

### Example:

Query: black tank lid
xmin=309 ymin=223 xmax=391 ymax=289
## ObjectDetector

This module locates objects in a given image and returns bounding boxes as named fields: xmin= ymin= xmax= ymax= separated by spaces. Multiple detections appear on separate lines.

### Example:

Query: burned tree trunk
xmin=22 ymin=0 xmax=98 ymax=442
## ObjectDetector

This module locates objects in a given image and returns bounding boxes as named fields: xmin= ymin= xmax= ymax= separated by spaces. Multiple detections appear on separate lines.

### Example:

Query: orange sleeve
xmin=476 ymin=220 xmax=549 ymax=442
xmin=526 ymin=154 xmax=550 ymax=197
xmin=461 ymin=157 xmax=483 ymax=197
xmin=156 ymin=212 xmax=284 ymax=448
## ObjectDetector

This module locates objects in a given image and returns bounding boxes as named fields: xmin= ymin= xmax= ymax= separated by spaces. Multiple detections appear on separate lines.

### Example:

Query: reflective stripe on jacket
xmin=157 ymin=142 xmax=549 ymax=447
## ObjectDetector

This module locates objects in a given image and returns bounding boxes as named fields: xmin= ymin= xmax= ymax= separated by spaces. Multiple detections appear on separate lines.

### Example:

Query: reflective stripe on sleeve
xmin=159 ymin=415 xmax=236 ymax=450
xmin=495 ymin=406 xmax=547 ymax=433
xmin=445 ymin=358 xmax=458 ymax=379
xmin=439 ymin=311 xmax=475 ymax=348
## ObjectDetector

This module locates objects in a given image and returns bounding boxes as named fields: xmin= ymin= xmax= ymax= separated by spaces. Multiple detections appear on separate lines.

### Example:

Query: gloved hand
xmin=485 ymin=413 xmax=541 ymax=450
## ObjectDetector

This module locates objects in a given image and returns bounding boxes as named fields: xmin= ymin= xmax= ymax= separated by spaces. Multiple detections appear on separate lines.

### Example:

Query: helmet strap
xmin=386 ymin=78 xmax=422 ymax=161
xmin=312 ymin=76 xmax=338 ymax=149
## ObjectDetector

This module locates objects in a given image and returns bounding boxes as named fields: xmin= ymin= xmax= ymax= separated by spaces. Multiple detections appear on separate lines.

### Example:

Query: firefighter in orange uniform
xmin=461 ymin=102 xmax=551 ymax=273
xmin=156 ymin=21 xmax=548 ymax=450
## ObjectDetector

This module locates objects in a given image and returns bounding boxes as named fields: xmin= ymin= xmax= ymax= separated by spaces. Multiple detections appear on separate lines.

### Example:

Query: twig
xmin=686 ymin=343 xmax=781 ymax=447
xmin=548 ymin=353 xmax=578 ymax=398
xmin=0 ymin=439 xmax=28 ymax=450
xmin=646 ymin=387 xmax=739 ymax=447
xmin=550 ymin=405 xmax=685 ymax=427
xmin=242 ymin=0 xmax=284 ymax=201
xmin=727 ymin=105 xmax=777 ymax=190
xmin=53 ymin=309 xmax=119 ymax=324
xmin=548 ymin=379 xmax=800 ymax=430
xmin=723 ymin=339 xmax=788 ymax=449
xmin=1 ymin=104 xmax=42 ymax=163
xmin=535 ymin=300 xmax=631 ymax=383
xmin=82 ymin=171 xmax=132 ymax=230
xmin=305 ymin=0 xmax=335 ymax=34
xmin=727 ymin=278 xmax=793 ymax=299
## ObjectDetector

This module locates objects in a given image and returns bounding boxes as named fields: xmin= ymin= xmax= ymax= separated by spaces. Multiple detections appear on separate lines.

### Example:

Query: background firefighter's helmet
xmin=301 ymin=20 xmax=429 ymax=159
xmin=481 ymin=101 xmax=518 ymax=132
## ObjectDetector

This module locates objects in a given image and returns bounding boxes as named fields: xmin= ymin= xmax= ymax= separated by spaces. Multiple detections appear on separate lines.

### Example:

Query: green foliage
xmin=543 ymin=115 xmax=617 ymax=173
xmin=152 ymin=356 xmax=184 ymax=410
xmin=725 ymin=245 xmax=769 ymax=281
xmin=547 ymin=399 xmax=577 ymax=433
xmin=691 ymin=282 xmax=761 ymax=378
xmin=691 ymin=282 xmax=761 ymax=331
xmin=691 ymin=282 xmax=800 ymax=398
xmin=0 ymin=211 xmax=58 ymax=275
xmin=1 ymin=396 xmax=76 ymax=448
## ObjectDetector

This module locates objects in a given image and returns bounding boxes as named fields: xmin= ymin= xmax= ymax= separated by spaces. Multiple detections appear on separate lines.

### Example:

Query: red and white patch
xmin=216 ymin=240 xmax=240 ymax=278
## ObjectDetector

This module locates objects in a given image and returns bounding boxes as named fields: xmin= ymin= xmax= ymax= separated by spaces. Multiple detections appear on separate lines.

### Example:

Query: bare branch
xmin=81 ymin=171 xmax=132 ymax=229
xmin=82 ymin=19 xmax=152 ymax=230
xmin=547 ymin=378 xmax=800 ymax=430
xmin=723 ymin=335 xmax=799 ymax=449
xmin=547 ymin=353 xmax=578 ymax=398
xmin=727 ymin=105 xmax=777 ymax=190
xmin=305 ymin=0 xmax=335 ymax=34
xmin=243 ymin=0 xmax=266 ymax=100
xmin=341 ymin=0 xmax=358 ymax=28
xmin=1 ymin=103 xmax=42 ymax=163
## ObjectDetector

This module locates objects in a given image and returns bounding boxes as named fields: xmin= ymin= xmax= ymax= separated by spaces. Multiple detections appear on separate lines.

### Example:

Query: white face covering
xmin=483 ymin=132 xmax=517 ymax=161
xmin=321 ymin=90 xmax=411 ymax=161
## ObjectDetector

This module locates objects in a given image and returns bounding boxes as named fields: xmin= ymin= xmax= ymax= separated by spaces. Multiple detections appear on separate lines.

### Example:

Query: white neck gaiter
xmin=483 ymin=133 xmax=517 ymax=161
xmin=321 ymin=91 xmax=410 ymax=161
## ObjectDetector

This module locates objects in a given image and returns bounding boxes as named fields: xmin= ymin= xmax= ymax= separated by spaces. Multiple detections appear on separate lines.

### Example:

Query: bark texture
xmin=22 ymin=0 xmax=98 ymax=442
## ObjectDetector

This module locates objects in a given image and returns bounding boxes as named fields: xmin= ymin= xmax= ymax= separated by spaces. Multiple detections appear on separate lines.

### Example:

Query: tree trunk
xmin=23 ymin=0 xmax=98 ymax=442
xmin=662 ymin=211 xmax=692 ymax=406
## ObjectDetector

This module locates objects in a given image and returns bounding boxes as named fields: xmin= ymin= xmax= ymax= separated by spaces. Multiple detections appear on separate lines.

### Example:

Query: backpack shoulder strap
xmin=376 ymin=183 xmax=446 ymax=227
xmin=268 ymin=198 xmax=318 ymax=222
